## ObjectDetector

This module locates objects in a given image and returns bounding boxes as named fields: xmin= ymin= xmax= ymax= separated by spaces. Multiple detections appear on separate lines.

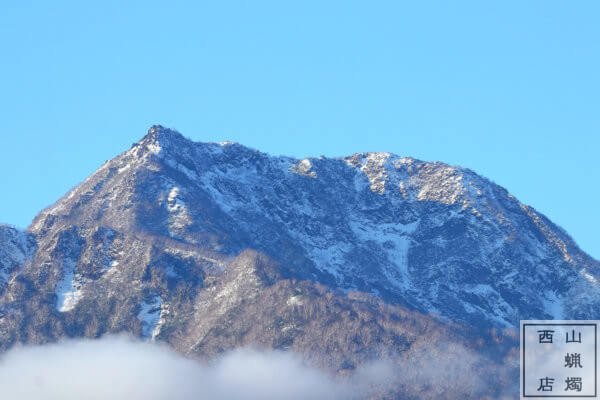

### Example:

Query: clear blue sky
xmin=1 ymin=1 xmax=598 ymax=259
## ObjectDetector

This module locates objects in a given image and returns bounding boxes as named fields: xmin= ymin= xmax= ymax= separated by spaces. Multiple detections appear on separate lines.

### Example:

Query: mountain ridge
xmin=0 ymin=125 xmax=597 ymax=398
xmin=12 ymin=125 xmax=600 ymax=329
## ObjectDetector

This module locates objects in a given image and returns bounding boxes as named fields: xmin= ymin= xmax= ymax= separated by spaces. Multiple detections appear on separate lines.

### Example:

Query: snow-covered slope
xmin=0 ymin=126 xmax=595 ymax=399
xmin=7 ymin=125 xmax=599 ymax=397
xmin=11 ymin=125 xmax=599 ymax=331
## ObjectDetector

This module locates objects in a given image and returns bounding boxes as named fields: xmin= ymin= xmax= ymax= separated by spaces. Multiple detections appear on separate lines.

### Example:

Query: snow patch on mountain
xmin=138 ymin=295 xmax=166 ymax=340
xmin=147 ymin=142 xmax=162 ymax=155
xmin=291 ymin=159 xmax=318 ymax=178
xmin=350 ymin=220 xmax=419 ymax=289
xmin=345 ymin=152 xmax=392 ymax=194
xmin=165 ymin=158 xmax=199 ymax=180
xmin=166 ymin=187 xmax=191 ymax=237
xmin=55 ymin=258 xmax=84 ymax=312
xmin=542 ymin=290 xmax=564 ymax=320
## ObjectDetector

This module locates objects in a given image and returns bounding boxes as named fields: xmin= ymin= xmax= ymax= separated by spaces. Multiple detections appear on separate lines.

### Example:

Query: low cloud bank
xmin=0 ymin=336 xmax=377 ymax=400
xmin=0 ymin=335 xmax=517 ymax=399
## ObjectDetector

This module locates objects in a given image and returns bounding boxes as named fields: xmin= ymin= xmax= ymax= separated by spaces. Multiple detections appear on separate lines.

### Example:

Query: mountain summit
xmin=0 ymin=125 xmax=597 ymax=397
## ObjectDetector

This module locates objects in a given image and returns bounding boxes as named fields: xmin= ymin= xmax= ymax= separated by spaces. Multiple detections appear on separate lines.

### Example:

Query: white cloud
xmin=0 ymin=336 xmax=360 ymax=400
xmin=0 ymin=335 xmax=518 ymax=399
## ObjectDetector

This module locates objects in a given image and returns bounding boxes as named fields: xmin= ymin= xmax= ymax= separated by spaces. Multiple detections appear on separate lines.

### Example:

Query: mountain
xmin=0 ymin=225 xmax=36 ymax=291
xmin=0 ymin=125 xmax=597 ymax=398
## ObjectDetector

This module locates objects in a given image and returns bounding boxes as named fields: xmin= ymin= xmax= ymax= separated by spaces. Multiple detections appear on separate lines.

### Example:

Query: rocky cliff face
xmin=0 ymin=125 xmax=597 ymax=398
xmin=0 ymin=225 xmax=36 ymax=294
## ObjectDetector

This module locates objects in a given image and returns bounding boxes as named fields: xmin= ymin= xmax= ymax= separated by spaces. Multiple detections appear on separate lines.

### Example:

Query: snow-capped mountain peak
xmin=13 ymin=126 xmax=599 ymax=332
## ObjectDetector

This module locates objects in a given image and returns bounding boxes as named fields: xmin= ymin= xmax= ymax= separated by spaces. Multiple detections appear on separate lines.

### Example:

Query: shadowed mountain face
xmin=0 ymin=125 xmax=597 ymax=398
xmin=0 ymin=226 xmax=36 ymax=290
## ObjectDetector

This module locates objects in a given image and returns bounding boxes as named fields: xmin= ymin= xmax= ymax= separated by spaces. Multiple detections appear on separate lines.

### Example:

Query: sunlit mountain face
xmin=1 ymin=125 xmax=597 ymax=398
